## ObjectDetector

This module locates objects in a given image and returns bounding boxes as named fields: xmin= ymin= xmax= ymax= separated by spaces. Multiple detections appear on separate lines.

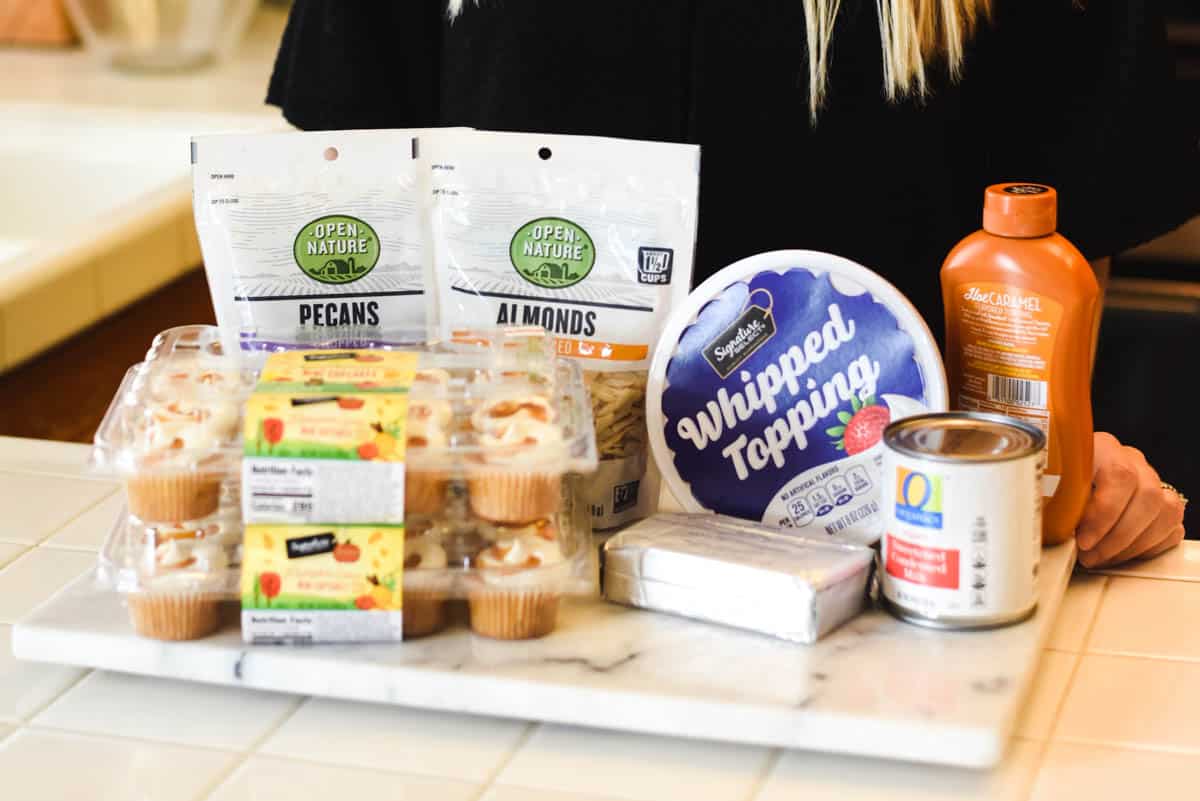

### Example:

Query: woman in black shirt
xmin=267 ymin=0 xmax=1198 ymax=566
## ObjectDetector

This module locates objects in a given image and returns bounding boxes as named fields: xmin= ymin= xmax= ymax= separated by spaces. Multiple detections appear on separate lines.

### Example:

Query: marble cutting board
xmin=13 ymin=541 xmax=1075 ymax=768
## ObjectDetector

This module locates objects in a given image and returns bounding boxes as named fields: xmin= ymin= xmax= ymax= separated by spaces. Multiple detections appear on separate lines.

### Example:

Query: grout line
xmin=1020 ymin=737 xmax=1053 ymax=801
xmin=1045 ymin=644 xmax=1087 ymax=744
xmin=18 ymin=667 xmax=94 ymax=724
xmin=190 ymin=694 xmax=307 ymax=801
xmin=467 ymin=722 xmax=538 ymax=801
xmin=31 ymin=486 xmax=121 ymax=548
xmin=1052 ymin=736 xmax=1200 ymax=758
xmin=1076 ymin=577 xmax=1110 ymax=653
xmin=205 ymin=748 xmax=487 ymax=795
xmin=744 ymin=748 xmax=783 ymax=801
xmin=0 ymin=544 xmax=30 ymax=571
xmin=23 ymin=721 xmax=244 ymax=756
xmin=1085 ymin=648 xmax=1200 ymax=665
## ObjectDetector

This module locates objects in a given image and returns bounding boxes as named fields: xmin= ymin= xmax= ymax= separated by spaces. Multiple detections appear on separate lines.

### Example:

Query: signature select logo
xmin=712 ymin=319 xmax=769 ymax=363
xmin=963 ymin=287 xmax=1042 ymax=312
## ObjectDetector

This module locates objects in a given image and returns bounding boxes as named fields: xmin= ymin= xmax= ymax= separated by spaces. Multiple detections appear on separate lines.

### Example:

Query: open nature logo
xmin=294 ymin=215 xmax=380 ymax=285
xmin=510 ymin=217 xmax=595 ymax=289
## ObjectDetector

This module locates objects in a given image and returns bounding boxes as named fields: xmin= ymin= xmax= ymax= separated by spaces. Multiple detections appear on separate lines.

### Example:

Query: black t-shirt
xmin=266 ymin=0 xmax=1200 ymax=340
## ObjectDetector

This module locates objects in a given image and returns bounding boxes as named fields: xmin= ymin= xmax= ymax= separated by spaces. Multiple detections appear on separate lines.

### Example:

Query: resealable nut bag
xmin=425 ymin=130 xmax=701 ymax=528
xmin=192 ymin=129 xmax=437 ymax=359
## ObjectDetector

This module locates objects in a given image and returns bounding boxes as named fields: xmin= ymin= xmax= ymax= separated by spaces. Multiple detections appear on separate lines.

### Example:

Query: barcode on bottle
xmin=987 ymin=375 xmax=1047 ymax=408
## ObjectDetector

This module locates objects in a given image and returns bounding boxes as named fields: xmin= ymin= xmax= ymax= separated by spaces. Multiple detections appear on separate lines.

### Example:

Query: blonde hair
xmin=447 ymin=0 xmax=992 ymax=121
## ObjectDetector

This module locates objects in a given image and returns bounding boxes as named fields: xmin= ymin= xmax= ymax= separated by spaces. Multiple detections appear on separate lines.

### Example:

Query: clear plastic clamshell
xmin=93 ymin=324 xmax=601 ymax=642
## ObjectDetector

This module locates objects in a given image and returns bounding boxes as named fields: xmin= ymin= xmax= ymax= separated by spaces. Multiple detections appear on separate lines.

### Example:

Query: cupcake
xmin=469 ymin=394 xmax=556 ymax=434
xmin=150 ymin=365 xmax=245 ymax=401
xmin=469 ymin=522 xmax=565 ymax=640
xmin=405 ymin=400 xmax=452 ymax=516
xmin=402 ymin=536 xmax=449 ymax=638
xmin=467 ymin=418 xmax=565 ymax=524
xmin=125 ymin=398 xmax=239 ymax=522
xmin=413 ymin=368 xmax=452 ymax=389
xmin=126 ymin=538 xmax=230 ymax=641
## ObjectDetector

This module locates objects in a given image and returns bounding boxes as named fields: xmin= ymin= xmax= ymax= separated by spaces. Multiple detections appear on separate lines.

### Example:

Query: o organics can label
xmin=647 ymin=251 xmax=947 ymax=545
xmin=880 ymin=412 xmax=1045 ymax=629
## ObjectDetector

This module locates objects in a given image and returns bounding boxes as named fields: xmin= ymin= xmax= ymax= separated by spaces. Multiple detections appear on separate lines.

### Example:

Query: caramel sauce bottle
xmin=942 ymin=184 xmax=1100 ymax=545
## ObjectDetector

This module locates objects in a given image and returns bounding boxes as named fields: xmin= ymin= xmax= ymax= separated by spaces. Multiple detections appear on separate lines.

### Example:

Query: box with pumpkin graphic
xmin=241 ymin=524 xmax=407 ymax=643
xmin=241 ymin=350 xmax=419 ymax=525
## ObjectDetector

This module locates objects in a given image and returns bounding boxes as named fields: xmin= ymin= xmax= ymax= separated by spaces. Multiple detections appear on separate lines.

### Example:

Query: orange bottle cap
xmin=982 ymin=183 xmax=1057 ymax=238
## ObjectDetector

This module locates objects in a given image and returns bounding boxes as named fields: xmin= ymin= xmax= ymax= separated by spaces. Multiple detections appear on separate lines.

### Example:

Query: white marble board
xmin=12 ymin=541 xmax=1075 ymax=768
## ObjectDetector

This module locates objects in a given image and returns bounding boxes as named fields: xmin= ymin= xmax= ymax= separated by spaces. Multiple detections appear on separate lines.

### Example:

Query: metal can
xmin=880 ymin=412 xmax=1046 ymax=629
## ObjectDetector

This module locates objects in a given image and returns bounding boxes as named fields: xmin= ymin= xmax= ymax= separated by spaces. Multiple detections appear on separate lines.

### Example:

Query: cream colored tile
xmin=35 ymin=670 xmax=299 ymax=751
xmin=1046 ymin=574 xmax=1107 ymax=652
xmin=208 ymin=756 xmax=480 ymax=801
xmin=95 ymin=203 xmax=193 ymax=315
xmin=0 ymin=472 xmax=118 ymax=545
xmin=0 ymin=543 xmax=25 ymax=568
xmin=1015 ymin=651 xmax=1078 ymax=741
xmin=0 ymin=548 xmax=95 ymax=623
xmin=495 ymin=724 xmax=771 ymax=801
xmin=1088 ymin=541 xmax=1200 ymax=583
xmin=1089 ymin=577 xmax=1200 ymax=661
xmin=180 ymin=216 xmax=202 ymax=269
xmin=0 ymin=624 xmax=86 ymax=722
xmin=0 ymin=727 xmax=236 ymax=801
xmin=1030 ymin=741 xmax=1200 ymax=801
xmin=481 ymin=788 xmax=629 ymax=801
xmin=1056 ymin=654 xmax=1200 ymax=752
xmin=2 ymin=266 xmax=100 ymax=367
xmin=44 ymin=493 xmax=124 ymax=551
xmin=261 ymin=697 xmax=529 ymax=782
xmin=0 ymin=437 xmax=92 ymax=478
xmin=756 ymin=739 xmax=1041 ymax=801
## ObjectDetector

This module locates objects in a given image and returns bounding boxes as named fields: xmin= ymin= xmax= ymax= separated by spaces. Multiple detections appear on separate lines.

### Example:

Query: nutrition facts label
xmin=243 ymin=459 xmax=406 ymax=524
xmin=242 ymin=609 xmax=405 ymax=644
xmin=953 ymin=282 xmax=1060 ymax=452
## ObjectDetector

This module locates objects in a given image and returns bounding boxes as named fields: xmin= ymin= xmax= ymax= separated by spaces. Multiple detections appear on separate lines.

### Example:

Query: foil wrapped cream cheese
xmin=602 ymin=512 xmax=875 ymax=643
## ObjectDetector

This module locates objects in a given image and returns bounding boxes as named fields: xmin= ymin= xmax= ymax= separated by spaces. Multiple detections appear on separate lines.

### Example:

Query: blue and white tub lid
xmin=647 ymin=250 xmax=948 ymax=545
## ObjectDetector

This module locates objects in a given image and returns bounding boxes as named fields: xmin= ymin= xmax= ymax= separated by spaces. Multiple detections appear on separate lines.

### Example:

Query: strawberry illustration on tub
xmin=647 ymin=251 xmax=948 ymax=545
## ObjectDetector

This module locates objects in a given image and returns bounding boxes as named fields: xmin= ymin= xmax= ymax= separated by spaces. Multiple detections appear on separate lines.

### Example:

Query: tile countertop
xmin=1 ymin=436 xmax=1198 ymax=801
xmin=0 ymin=9 xmax=286 ymax=371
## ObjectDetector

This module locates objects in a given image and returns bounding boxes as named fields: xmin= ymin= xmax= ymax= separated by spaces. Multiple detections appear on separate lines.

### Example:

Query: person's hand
xmin=1075 ymin=432 xmax=1186 ymax=568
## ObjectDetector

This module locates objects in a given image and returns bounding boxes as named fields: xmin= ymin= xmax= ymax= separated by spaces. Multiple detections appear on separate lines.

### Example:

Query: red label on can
xmin=886 ymin=535 xmax=960 ymax=589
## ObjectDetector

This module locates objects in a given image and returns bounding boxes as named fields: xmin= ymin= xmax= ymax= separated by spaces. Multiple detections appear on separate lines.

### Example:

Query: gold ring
xmin=1161 ymin=482 xmax=1188 ymax=508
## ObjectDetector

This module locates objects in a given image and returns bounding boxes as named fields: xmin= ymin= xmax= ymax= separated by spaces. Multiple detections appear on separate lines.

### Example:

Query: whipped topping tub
xmin=648 ymin=250 xmax=949 ymax=544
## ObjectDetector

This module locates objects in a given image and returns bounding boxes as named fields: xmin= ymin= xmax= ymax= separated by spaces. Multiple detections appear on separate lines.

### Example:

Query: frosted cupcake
xmin=469 ymin=522 xmax=565 ymax=640
xmin=126 ymin=538 xmax=230 ymax=641
xmin=405 ymin=400 xmax=452 ymax=516
xmin=468 ymin=418 xmax=565 ymax=524
xmin=126 ymin=397 xmax=240 ymax=522
xmin=150 ymin=365 xmax=245 ymax=401
xmin=403 ymin=536 xmax=449 ymax=638
xmin=469 ymin=394 xmax=556 ymax=434
xmin=413 ymin=368 xmax=452 ymax=390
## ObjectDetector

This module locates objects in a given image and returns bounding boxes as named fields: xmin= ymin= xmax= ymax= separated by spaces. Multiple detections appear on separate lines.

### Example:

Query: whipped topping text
xmin=675 ymin=303 xmax=881 ymax=479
